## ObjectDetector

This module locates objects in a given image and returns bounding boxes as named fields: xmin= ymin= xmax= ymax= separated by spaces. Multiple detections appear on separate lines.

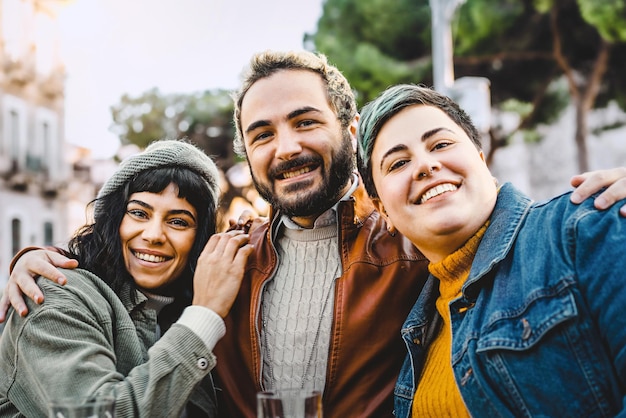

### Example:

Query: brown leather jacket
xmin=214 ymin=183 xmax=429 ymax=417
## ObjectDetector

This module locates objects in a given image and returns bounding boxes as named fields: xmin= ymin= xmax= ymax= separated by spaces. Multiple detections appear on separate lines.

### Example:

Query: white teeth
xmin=420 ymin=183 xmax=457 ymax=204
xmin=282 ymin=167 xmax=312 ymax=179
xmin=134 ymin=252 xmax=167 ymax=263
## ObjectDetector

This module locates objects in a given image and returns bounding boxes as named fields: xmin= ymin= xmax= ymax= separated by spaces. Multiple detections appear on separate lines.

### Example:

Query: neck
xmin=423 ymin=221 xmax=490 ymax=265
xmin=289 ymin=215 xmax=319 ymax=229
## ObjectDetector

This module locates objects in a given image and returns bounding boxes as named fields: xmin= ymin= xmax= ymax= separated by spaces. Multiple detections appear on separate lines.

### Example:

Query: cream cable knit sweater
xmin=261 ymin=224 xmax=339 ymax=391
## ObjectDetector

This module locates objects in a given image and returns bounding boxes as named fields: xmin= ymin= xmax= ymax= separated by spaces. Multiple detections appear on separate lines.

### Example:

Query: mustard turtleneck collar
xmin=429 ymin=221 xmax=490 ymax=285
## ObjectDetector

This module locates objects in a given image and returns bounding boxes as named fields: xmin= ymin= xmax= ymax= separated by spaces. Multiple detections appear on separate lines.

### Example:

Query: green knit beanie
xmin=97 ymin=139 xmax=220 ymax=207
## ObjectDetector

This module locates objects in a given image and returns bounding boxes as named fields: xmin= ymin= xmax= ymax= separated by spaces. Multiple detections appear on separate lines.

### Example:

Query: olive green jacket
xmin=0 ymin=268 xmax=217 ymax=417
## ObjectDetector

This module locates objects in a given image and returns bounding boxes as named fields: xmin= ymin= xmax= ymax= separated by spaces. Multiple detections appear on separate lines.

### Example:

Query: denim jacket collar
xmin=463 ymin=183 xmax=533 ymax=300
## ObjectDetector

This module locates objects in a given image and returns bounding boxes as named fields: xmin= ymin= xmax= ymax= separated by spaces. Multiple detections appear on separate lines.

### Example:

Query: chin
xmin=427 ymin=217 xmax=467 ymax=236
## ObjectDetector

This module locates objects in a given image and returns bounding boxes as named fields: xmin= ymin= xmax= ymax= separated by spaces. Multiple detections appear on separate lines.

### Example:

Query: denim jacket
xmin=394 ymin=183 xmax=626 ymax=418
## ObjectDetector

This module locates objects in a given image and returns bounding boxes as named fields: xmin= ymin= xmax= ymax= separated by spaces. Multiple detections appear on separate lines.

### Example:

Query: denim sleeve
xmin=572 ymin=201 xmax=626 ymax=403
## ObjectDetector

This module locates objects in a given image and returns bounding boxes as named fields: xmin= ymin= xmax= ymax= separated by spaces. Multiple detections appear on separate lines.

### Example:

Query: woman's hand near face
xmin=192 ymin=230 xmax=254 ymax=318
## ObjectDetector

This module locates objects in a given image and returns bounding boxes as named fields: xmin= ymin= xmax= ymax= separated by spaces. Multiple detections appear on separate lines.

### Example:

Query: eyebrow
xmin=244 ymin=106 xmax=323 ymax=134
xmin=128 ymin=199 xmax=197 ymax=222
xmin=287 ymin=106 xmax=321 ymax=119
xmin=378 ymin=127 xmax=453 ymax=171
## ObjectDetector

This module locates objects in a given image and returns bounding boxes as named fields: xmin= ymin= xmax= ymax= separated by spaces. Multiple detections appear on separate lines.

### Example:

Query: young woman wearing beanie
xmin=0 ymin=139 xmax=253 ymax=417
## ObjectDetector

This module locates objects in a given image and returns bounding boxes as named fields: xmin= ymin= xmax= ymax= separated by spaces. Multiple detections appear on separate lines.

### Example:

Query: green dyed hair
xmin=357 ymin=84 xmax=482 ymax=198
xmin=232 ymin=50 xmax=357 ymax=158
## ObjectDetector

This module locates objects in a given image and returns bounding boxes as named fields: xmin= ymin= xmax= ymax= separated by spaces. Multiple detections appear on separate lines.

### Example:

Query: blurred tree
xmin=305 ymin=0 xmax=432 ymax=104
xmin=110 ymin=88 xmax=236 ymax=169
xmin=307 ymin=0 xmax=626 ymax=171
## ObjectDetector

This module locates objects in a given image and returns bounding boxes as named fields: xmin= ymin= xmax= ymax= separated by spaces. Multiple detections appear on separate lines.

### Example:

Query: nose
xmin=142 ymin=219 xmax=165 ymax=244
xmin=274 ymin=129 xmax=303 ymax=160
xmin=412 ymin=156 xmax=441 ymax=180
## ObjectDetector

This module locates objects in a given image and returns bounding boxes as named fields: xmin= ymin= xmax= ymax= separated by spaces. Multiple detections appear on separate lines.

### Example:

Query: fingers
xmin=5 ymin=280 xmax=31 ymax=318
xmin=570 ymin=168 xmax=626 ymax=216
xmin=193 ymin=230 xmax=253 ymax=317
xmin=4 ymin=249 xmax=77 ymax=318
xmin=2 ymin=248 xmax=77 ymax=321
xmin=599 ymin=177 xmax=626 ymax=217
xmin=43 ymin=253 xmax=78 ymax=285
xmin=569 ymin=171 xmax=606 ymax=204
xmin=238 ymin=209 xmax=257 ymax=223
xmin=200 ymin=230 xmax=251 ymax=260
xmin=594 ymin=176 xmax=626 ymax=210
xmin=0 ymin=291 xmax=9 ymax=322
xmin=15 ymin=253 xmax=72 ymax=287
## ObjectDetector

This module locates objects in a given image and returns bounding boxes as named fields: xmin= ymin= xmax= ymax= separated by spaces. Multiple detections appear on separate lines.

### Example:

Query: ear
xmin=372 ymin=198 xmax=396 ymax=233
xmin=349 ymin=114 xmax=359 ymax=153
xmin=479 ymin=150 xmax=486 ymax=163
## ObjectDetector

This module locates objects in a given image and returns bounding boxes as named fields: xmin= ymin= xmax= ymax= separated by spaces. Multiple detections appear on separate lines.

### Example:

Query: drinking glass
xmin=257 ymin=389 xmax=322 ymax=418
xmin=47 ymin=395 xmax=115 ymax=418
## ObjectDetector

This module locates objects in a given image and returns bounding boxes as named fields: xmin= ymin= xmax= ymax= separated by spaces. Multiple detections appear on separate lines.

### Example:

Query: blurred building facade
xmin=0 ymin=0 xmax=69 ymax=288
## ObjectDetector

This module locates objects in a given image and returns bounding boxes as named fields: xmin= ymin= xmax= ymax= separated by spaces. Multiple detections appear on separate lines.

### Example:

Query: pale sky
xmin=55 ymin=0 xmax=324 ymax=158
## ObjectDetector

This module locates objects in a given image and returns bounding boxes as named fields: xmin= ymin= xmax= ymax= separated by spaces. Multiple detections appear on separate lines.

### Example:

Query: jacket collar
xmin=117 ymin=280 xmax=149 ymax=314
xmin=464 ymin=183 xmax=533 ymax=298
xmin=340 ymin=177 xmax=377 ymax=227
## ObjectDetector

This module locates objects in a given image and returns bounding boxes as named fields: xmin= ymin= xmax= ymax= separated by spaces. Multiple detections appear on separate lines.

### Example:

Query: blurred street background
xmin=1 ymin=0 xmax=625 ymax=299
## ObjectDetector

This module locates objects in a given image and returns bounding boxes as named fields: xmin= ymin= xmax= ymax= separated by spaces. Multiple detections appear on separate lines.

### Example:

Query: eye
xmin=387 ymin=159 xmax=409 ymax=173
xmin=432 ymin=140 xmax=452 ymax=151
xmin=252 ymin=131 xmax=274 ymax=143
xmin=168 ymin=217 xmax=194 ymax=230
xmin=127 ymin=208 xmax=148 ymax=219
xmin=296 ymin=119 xmax=316 ymax=128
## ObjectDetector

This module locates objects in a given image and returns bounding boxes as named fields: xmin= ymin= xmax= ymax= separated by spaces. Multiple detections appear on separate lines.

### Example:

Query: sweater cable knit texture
xmin=262 ymin=224 xmax=339 ymax=391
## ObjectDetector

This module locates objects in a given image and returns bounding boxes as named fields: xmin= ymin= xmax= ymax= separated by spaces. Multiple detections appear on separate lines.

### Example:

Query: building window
xmin=35 ymin=108 xmax=58 ymax=180
xmin=44 ymin=221 xmax=54 ymax=246
xmin=41 ymin=121 xmax=50 ymax=177
xmin=11 ymin=218 xmax=22 ymax=256
xmin=27 ymin=121 xmax=48 ymax=173
xmin=10 ymin=109 xmax=20 ymax=169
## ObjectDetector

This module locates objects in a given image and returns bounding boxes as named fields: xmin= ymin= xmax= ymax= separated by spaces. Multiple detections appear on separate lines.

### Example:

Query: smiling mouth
xmin=133 ymin=251 xmax=169 ymax=263
xmin=420 ymin=183 xmax=458 ymax=204
xmin=278 ymin=165 xmax=317 ymax=180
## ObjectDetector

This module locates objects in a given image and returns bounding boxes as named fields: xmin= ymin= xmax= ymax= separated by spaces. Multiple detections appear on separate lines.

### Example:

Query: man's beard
xmin=249 ymin=130 xmax=355 ymax=218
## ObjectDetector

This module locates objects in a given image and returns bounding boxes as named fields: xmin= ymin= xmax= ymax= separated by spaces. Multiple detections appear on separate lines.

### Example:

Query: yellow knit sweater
xmin=412 ymin=223 xmax=488 ymax=418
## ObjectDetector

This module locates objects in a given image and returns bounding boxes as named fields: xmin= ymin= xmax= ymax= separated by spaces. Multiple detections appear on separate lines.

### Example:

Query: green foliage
xmin=578 ymin=0 xmax=626 ymax=42
xmin=311 ymin=0 xmax=626 ymax=114
xmin=592 ymin=120 xmax=626 ymax=136
xmin=110 ymin=88 xmax=170 ymax=149
xmin=533 ymin=0 xmax=553 ymax=13
xmin=498 ymin=78 xmax=569 ymax=127
xmin=307 ymin=0 xmax=432 ymax=106
xmin=522 ymin=129 xmax=543 ymax=144
xmin=311 ymin=0 xmax=431 ymax=60
xmin=110 ymin=88 xmax=237 ymax=169
xmin=532 ymin=78 xmax=570 ymax=125
xmin=454 ymin=0 xmax=525 ymax=55
xmin=500 ymin=98 xmax=534 ymax=117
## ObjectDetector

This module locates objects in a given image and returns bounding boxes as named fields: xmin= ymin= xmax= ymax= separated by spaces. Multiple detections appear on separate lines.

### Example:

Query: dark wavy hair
xmin=67 ymin=166 xmax=217 ymax=321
